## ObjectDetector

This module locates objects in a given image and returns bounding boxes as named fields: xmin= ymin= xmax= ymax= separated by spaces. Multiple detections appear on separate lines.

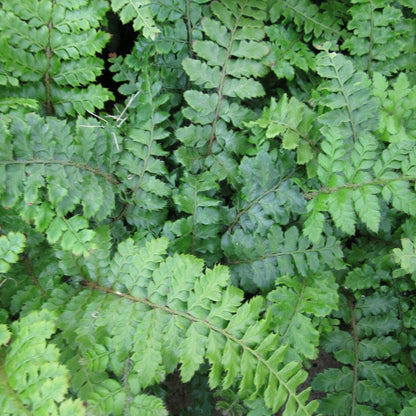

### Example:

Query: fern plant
xmin=312 ymin=237 xmax=416 ymax=415
xmin=0 ymin=0 xmax=113 ymax=116
xmin=1 ymin=0 xmax=416 ymax=415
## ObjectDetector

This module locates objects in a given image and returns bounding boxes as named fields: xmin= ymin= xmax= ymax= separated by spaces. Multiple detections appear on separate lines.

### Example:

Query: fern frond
xmin=0 ymin=0 xmax=113 ymax=116
xmin=314 ymin=290 xmax=411 ymax=415
xmin=0 ymin=232 xmax=26 ymax=274
xmin=312 ymin=241 xmax=416 ymax=416
xmin=0 ymin=310 xmax=86 ymax=415
xmin=0 ymin=111 xmax=117 ymax=255
xmin=373 ymin=72 xmax=416 ymax=143
xmin=264 ymin=24 xmax=315 ymax=81
xmin=267 ymin=272 xmax=339 ymax=361
xmin=110 ymin=0 xmax=160 ymax=40
xmin=178 ymin=0 xmax=269 ymax=170
xmin=106 ymin=69 xmax=173 ymax=232
xmin=54 ymin=237 xmax=318 ymax=415
xmin=227 ymin=150 xmax=306 ymax=234
xmin=316 ymin=45 xmax=379 ymax=143
xmin=248 ymin=94 xmax=318 ymax=165
xmin=270 ymin=0 xmax=343 ymax=44
xmin=164 ymin=171 xmax=226 ymax=265
xmin=341 ymin=0 xmax=407 ymax=76
xmin=223 ymin=224 xmax=343 ymax=292
xmin=303 ymin=49 xmax=401 ymax=241
xmin=305 ymin=133 xmax=416 ymax=241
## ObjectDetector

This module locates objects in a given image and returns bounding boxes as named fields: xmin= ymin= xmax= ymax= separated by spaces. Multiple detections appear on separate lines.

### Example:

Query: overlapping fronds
xmin=1 ymin=1 xmax=416 ymax=414
xmin=0 ymin=0 xmax=113 ymax=116
xmin=108 ymin=72 xmax=173 ymax=232
xmin=0 ymin=310 xmax=86 ymax=415
xmin=110 ymin=0 xmax=160 ymax=40
xmin=342 ymin=0 xmax=408 ymax=76
xmin=177 ymin=0 xmax=269 ymax=175
xmin=269 ymin=0 xmax=343 ymax=45
xmin=51 ymin=236 xmax=318 ymax=415
xmin=0 ymin=112 xmax=117 ymax=255
xmin=248 ymin=94 xmax=318 ymax=165
xmin=373 ymin=72 xmax=416 ymax=143
xmin=163 ymin=171 xmax=227 ymax=265
xmin=304 ymin=47 xmax=416 ymax=241
xmin=264 ymin=24 xmax=316 ymax=81
xmin=312 ymin=256 xmax=414 ymax=415
xmin=223 ymin=224 xmax=343 ymax=292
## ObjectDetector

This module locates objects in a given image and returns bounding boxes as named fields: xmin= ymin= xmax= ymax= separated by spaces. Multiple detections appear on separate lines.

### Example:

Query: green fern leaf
xmin=0 ymin=310 xmax=86 ymax=415
xmin=248 ymin=95 xmax=317 ymax=165
xmin=267 ymin=272 xmax=339 ymax=360
xmin=0 ymin=97 xmax=38 ymax=112
xmin=270 ymin=0 xmax=342 ymax=44
xmin=0 ymin=0 xmax=112 ymax=116
xmin=179 ymin=0 xmax=269 ymax=166
xmin=265 ymin=25 xmax=316 ymax=80
xmin=110 ymin=0 xmax=160 ymax=40
xmin=393 ymin=238 xmax=416 ymax=277
xmin=341 ymin=0 xmax=406 ymax=75
xmin=230 ymin=150 xmax=306 ymax=234
xmin=164 ymin=171 xmax=225 ymax=264
xmin=316 ymin=46 xmax=379 ymax=142
xmin=55 ymin=237 xmax=317 ymax=414
xmin=0 ymin=112 xmax=117 ymax=255
xmin=223 ymin=224 xmax=343 ymax=292
xmin=0 ymin=232 xmax=26 ymax=274
xmin=373 ymin=72 xmax=416 ymax=143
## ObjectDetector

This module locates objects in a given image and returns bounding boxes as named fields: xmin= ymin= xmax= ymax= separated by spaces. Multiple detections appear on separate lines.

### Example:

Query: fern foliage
xmin=0 ymin=111 xmax=117 ymax=256
xmin=0 ymin=231 xmax=26 ymax=274
xmin=49 ymin=236 xmax=316 ymax=415
xmin=0 ymin=0 xmax=113 ymax=116
xmin=1 ymin=0 xmax=416 ymax=415
xmin=341 ymin=0 xmax=408 ymax=76
xmin=0 ymin=310 xmax=86 ymax=415
xmin=312 ymin=241 xmax=416 ymax=415
xmin=177 ymin=0 xmax=269 ymax=172
xmin=304 ymin=46 xmax=416 ymax=242
xmin=110 ymin=0 xmax=160 ymax=40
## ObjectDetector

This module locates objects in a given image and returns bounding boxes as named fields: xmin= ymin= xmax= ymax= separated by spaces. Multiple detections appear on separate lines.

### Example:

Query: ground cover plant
xmin=0 ymin=0 xmax=416 ymax=415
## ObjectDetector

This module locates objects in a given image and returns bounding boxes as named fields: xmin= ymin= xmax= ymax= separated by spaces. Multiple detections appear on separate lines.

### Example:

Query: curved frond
xmin=55 ymin=237 xmax=318 ymax=415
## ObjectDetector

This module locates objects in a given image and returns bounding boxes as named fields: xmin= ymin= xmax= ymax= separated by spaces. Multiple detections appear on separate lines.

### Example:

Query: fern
xmin=42 ymin=236 xmax=316 ymax=415
xmin=223 ymin=223 xmax=343 ymax=292
xmin=0 ymin=309 xmax=86 ymax=415
xmin=310 ymin=234 xmax=416 ymax=415
xmin=393 ymin=238 xmax=416 ymax=280
xmin=341 ymin=0 xmax=407 ymax=76
xmin=164 ymin=171 xmax=227 ymax=264
xmin=313 ymin=289 xmax=412 ymax=415
xmin=0 ymin=232 xmax=26 ymax=274
xmin=264 ymin=24 xmax=316 ymax=81
xmin=111 ymin=0 xmax=160 ymax=40
xmin=248 ymin=94 xmax=318 ymax=165
xmin=0 ymin=112 xmax=117 ymax=256
xmin=1 ymin=1 xmax=416 ymax=414
xmin=373 ymin=72 xmax=416 ymax=143
xmin=270 ymin=0 xmax=343 ymax=45
xmin=108 ymin=69 xmax=173 ymax=232
xmin=304 ymin=46 xmax=416 ymax=241
xmin=0 ymin=0 xmax=113 ymax=116
xmin=177 ymin=0 xmax=269 ymax=173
